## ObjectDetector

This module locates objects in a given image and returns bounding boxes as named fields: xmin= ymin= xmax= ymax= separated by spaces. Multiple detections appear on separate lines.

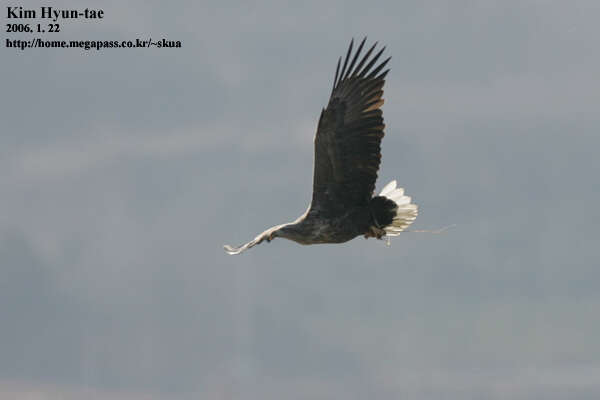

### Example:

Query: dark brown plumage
xmin=224 ymin=38 xmax=418 ymax=255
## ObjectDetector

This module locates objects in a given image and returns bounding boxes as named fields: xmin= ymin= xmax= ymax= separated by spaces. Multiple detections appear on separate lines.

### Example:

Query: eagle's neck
xmin=273 ymin=205 xmax=315 ymax=244
xmin=276 ymin=222 xmax=309 ymax=244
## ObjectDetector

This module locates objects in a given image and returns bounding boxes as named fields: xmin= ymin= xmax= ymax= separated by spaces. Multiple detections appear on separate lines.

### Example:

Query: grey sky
xmin=2 ymin=1 xmax=600 ymax=399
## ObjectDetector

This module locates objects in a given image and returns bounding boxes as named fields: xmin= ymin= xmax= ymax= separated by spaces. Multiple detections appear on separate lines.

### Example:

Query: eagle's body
xmin=278 ymin=205 xmax=373 ymax=245
xmin=224 ymin=38 xmax=418 ymax=255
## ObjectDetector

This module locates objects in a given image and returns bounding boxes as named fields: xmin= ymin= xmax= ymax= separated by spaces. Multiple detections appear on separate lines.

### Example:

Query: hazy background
xmin=2 ymin=1 xmax=599 ymax=399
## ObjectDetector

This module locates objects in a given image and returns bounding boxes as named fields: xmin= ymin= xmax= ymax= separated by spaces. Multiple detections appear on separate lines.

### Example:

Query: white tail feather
xmin=379 ymin=180 xmax=418 ymax=237
xmin=379 ymin=180 xmax=397 ymax=196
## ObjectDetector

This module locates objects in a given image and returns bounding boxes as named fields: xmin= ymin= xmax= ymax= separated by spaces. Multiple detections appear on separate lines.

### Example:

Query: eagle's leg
xmin=364 ymin=226 xmax=387 ymax=239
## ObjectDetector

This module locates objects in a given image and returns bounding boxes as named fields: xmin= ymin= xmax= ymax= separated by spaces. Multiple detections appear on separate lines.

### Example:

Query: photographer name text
xmin=7 ymin=6 xmax=104 ymax=22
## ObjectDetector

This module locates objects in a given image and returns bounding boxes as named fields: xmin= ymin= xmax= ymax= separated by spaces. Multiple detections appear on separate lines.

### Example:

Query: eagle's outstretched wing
xmin=309 ymin=38 xmax=390 ymax=218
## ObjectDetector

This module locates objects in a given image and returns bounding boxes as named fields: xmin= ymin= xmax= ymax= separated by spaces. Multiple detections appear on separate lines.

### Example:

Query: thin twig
xmin=404 ymin=224 xmax=456 ymax=234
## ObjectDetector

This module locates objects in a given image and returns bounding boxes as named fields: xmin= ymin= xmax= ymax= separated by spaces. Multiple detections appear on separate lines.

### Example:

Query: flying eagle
xmin=224 ymin=38 xmax=418 ymax=255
